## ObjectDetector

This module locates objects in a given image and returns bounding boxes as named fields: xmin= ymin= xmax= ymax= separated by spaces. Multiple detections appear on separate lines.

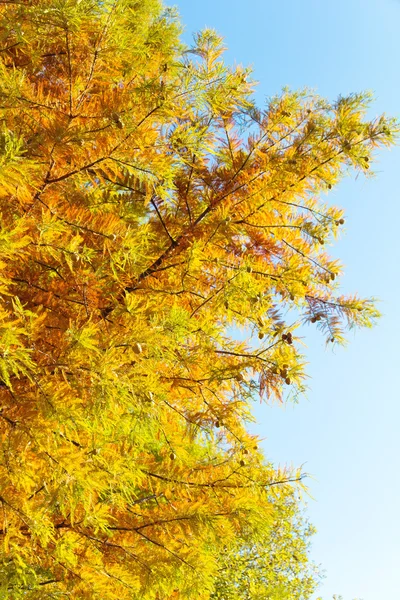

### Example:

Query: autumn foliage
xmin=0 ymin=0 xmax=396 ymax=598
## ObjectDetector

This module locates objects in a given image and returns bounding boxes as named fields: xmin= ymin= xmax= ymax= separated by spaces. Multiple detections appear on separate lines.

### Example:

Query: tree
xmin=0 ymin=0 xmax=396 ymax=598
xmin=211 ymin=493 xmax=322 ymax=600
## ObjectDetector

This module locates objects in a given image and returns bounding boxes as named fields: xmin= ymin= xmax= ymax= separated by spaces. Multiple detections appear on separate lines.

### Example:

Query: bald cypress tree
xmin=0 ymin=1 xmax=396 ymax=598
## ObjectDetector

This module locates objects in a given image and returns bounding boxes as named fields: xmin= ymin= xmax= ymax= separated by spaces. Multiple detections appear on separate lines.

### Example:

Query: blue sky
xmin=174 ymin=1 xmax=400 ymax=599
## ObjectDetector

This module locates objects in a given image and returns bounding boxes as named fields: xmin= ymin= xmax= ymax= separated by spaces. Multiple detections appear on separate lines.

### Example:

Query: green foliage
xmin=211 ymin=495 xmax=321 ymax=600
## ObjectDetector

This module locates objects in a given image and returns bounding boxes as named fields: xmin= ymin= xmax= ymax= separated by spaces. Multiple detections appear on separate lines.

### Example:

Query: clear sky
xmin=174 ymin=1 xmax=400 ymax=599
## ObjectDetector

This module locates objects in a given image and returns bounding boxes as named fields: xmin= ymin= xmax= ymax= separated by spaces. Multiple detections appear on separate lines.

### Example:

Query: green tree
xmin=0 ymin=0 xmax=396 ymax=598
xmin=211 ymin=493 xmax=321 ymax=600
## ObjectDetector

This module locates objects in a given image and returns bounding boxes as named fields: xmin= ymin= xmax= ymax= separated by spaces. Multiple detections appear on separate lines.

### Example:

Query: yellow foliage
xmin=0 ymin=0 xmax=395 ymax=598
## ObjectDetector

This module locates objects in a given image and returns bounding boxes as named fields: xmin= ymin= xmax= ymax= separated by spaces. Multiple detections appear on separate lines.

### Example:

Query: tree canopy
xmin=0 ymin=0 xmax=396 ymax=598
